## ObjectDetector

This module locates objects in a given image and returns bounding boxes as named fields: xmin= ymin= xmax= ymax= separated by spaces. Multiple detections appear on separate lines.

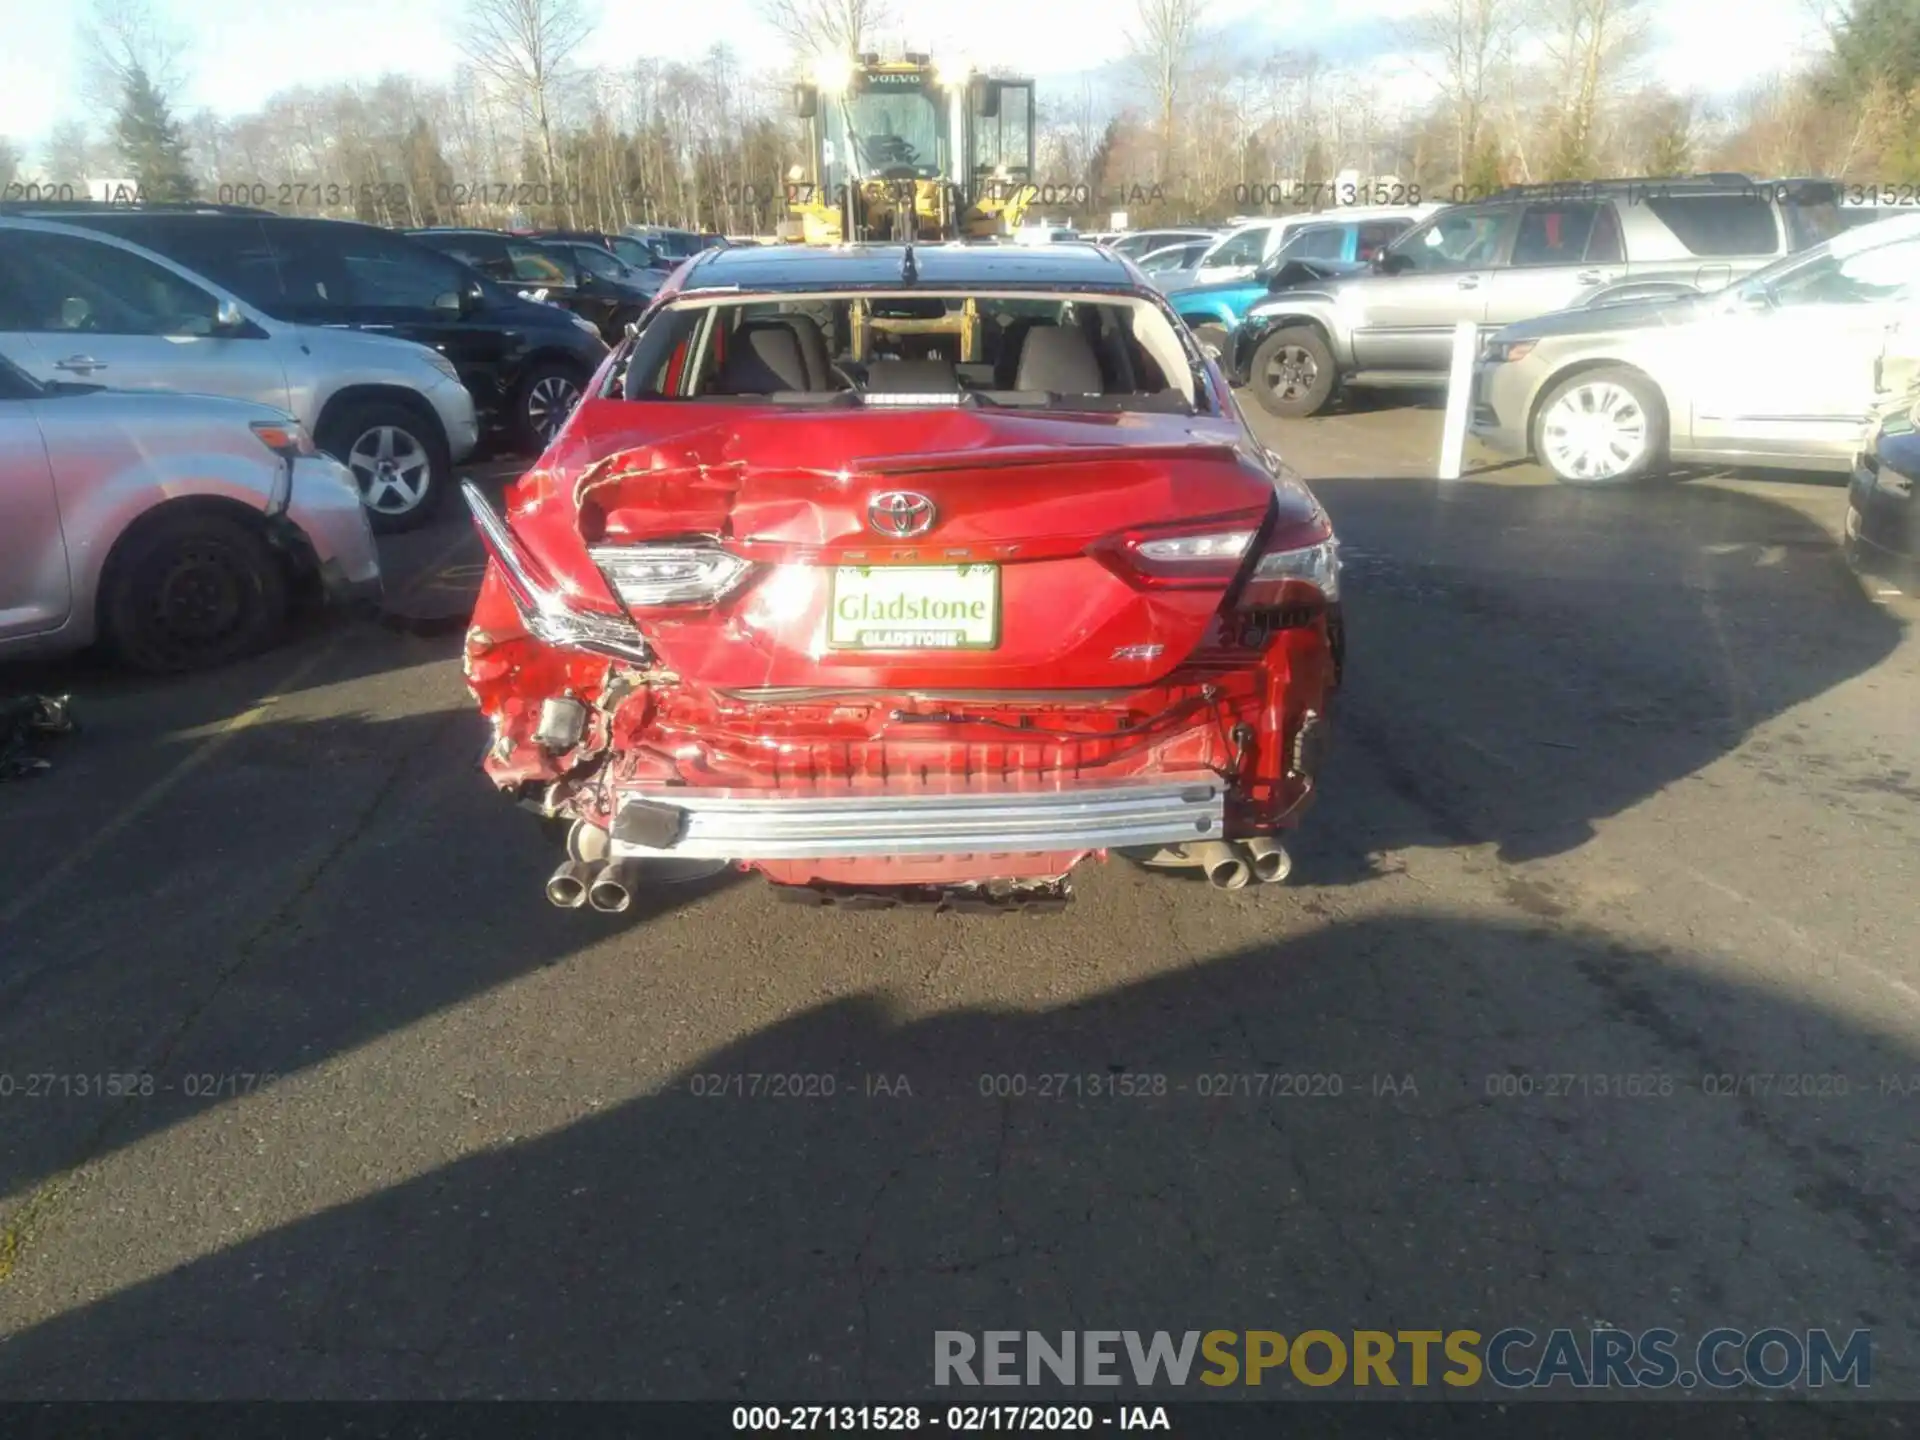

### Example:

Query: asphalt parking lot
xmin=3 ymin=399 xmax=1919 ymax=1402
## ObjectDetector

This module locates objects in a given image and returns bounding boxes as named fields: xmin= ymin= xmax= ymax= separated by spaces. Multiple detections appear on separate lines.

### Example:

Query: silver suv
xmin=0 ymin=217 xmax=479 ymax=532
xmin=1230 ymin=176 xmax=1843 ymax=418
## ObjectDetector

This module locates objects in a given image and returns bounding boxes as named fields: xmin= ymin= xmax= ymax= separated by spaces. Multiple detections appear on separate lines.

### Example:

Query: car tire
xmin=1531 ymin=366 xmax=1667 ymax=486
xmin=1191 ymin=322 xmax=1230 ymax=361
xmin=1249 ymin=327 xmax=1337 ymax=418
xmin=100 ymin=509 xmax=289 ymax=673
xmin=318 ymin=401 xmax=450 ymax=534
xmin=515 ymin=360 xmax=587 ymax=455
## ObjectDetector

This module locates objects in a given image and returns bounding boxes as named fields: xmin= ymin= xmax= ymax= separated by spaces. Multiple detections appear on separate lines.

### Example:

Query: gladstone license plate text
xmin=828 ymin=565 xmax=1000 ymax=650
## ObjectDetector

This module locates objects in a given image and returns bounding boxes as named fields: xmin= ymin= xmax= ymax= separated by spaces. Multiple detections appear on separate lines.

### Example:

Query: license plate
xmin=828 ymin=565 xmax=1000 ymax=650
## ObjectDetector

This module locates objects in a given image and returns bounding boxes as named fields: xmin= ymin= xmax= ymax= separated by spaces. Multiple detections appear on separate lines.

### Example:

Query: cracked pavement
xmin=0 ymin=412 xmax=1917 ymax=1400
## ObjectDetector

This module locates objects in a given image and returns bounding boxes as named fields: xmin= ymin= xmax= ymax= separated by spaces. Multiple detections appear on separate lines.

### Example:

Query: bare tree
xmin=1129 ymin=0 xmax=1208 ymax=174
xmin=1413 ymin=0 xmax=1516 ymax=183
xmin=1534 ymin=0 xmax=1648 ymax=178
xmin=757 ymin=0 xmax=891 ymax=60
xmin=458 ymin=0 xmax=597 ymax=224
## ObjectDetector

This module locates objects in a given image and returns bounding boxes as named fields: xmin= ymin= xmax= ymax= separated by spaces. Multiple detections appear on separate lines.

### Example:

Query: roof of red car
xmin=680 ymin=241 xmax=1138 ymax=292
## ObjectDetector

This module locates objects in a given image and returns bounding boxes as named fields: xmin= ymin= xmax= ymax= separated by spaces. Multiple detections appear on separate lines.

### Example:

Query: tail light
xmin=1238 ymin=530 xmax=1340 ymax=610
xmin=1090 ymin=513 xmax=1270 ymax=589
xmin=588 ymin=544 xmax=754 ymax=607
xmin=462 ymin=481 xmax=653 ymax=663
xmin=1090 ymin=511 xmax=1340 ymax=609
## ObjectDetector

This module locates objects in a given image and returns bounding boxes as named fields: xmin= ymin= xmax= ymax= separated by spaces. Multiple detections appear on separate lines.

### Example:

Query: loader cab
xmin=967 ymin=77 xmax=1035 ymax=200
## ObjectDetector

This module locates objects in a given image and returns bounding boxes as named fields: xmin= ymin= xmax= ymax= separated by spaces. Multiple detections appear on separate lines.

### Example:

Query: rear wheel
xmin=101 ymin=510 xmax=288 ymax=673
xmin=1249 ymin=327 xmax=1337 ymax=418
xmin=515 ymin=360 xmax=586 ymax=454
xmin=1531 ymin=366 xmax=1667 ymax=485
xmin=318 ymin=401 xmax=449 ymax=534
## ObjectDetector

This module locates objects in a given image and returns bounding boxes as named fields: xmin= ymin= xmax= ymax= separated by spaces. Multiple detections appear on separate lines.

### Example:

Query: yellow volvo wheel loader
xmin=782 ymin=53 xmax=1038 ymax=244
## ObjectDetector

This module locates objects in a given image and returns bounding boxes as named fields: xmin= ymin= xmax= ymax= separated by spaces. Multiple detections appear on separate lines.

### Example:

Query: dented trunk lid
xmin=551 ymin=402 xmax=1290 ymax=691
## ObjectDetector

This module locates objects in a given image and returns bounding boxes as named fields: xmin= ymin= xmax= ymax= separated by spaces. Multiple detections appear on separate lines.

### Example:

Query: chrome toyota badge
xmin=867 ymin=491 xmax=937 ymax=538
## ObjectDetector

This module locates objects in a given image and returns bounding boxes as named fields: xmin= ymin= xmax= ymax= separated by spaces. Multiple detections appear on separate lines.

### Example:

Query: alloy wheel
xmin=527 ymin=374 xmax=582 ymax=445
xmin=1262 ymin=344 xmax=1320 ymax=403
xmin=1539 ymin=381 xmax=1648 ymax=482
xmin=346 ymin=425 xmax=433 ymax=515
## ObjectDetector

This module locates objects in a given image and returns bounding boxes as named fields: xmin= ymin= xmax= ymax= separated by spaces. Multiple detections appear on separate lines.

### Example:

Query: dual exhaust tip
xmin=1188 ymin=838 xmax=1291 ymax=890
xmin=546 ymin=858 xmax=642 ymax=913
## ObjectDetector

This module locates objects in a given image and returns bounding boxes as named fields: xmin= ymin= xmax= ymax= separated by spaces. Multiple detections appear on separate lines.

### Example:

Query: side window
xmin=1390 ymin=209 xmax=1508 ymax=272
xmin=1356 ymin=221 xmax=1408 ymax=262
xmin=2 ymin=231 xmax=219 ymax=336
xmin=1585 ymin=203 xmax=1626 ymax=263
xmin=106 ymin=218 xmax=281 ymax=307
xmin=1208 ymin=228 xmax=1270 ymax=268
xmin=1643 ymin=195 xmax=1780 ymax=257
xmin=1284 ymin=226 xmax=1347 ymax=260
xmin=1510 ymin=203 xmax=1600 ymax=267
xmin=334 ymin=230 xmax=469 ymax=307
xmin=1768 ymin=236 xmax=1920 ymax=307
xmin=509 ymin=243 xmax=571 ymax=284
xmin=426 ymin=236 xmax=511 ymax=281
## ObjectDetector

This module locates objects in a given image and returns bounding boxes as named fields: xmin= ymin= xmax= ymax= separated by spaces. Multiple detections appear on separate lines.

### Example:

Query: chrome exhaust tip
xmin=546 ymin=858 xmax=597 ymax=909
xmin=1189 ymin=840 xmax=1252 ymax=891
xmin=588 ymin=861 xmax=640 ymax=914
xmin=1244 ymin=836 xmax=1292 ymax=884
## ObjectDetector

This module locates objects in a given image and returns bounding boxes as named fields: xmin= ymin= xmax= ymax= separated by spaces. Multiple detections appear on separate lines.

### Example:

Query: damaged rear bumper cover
xmin=607 ymin=774 xmax=1228 ymax=860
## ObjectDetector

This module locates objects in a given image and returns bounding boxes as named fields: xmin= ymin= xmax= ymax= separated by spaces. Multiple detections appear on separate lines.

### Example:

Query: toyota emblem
xmin=867 ymin=491 xmax=936 ymax=538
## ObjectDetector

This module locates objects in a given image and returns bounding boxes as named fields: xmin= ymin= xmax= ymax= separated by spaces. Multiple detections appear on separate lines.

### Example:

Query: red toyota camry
xmin=460 ymin=241 xmax=1343 ymax=912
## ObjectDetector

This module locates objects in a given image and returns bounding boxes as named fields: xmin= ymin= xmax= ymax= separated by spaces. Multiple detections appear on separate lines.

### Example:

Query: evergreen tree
xmin=1827 ymin=0 xmax=1920 ymax=104
xmin=0 ymin=136 xmax=19 ymax=191
xmin=114 ymin=64 xmax=196 ymax=201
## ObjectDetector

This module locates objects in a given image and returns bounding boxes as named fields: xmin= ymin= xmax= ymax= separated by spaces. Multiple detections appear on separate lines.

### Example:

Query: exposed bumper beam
xmin=608 ymin=774 xmax=1227 ymax=859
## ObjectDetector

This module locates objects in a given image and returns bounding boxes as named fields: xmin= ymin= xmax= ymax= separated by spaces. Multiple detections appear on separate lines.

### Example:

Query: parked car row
xmin=0 ymin=202 xmax=617 ymax=531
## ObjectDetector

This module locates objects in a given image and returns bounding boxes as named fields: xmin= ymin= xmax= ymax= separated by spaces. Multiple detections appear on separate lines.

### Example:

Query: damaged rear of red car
xmin=461 ymin=243 xmax=1342 ymax=911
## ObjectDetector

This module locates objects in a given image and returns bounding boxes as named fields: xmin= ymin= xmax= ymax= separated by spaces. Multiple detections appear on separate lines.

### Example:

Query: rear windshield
xmin=615 ymin=291 xmax=1203 ymax=413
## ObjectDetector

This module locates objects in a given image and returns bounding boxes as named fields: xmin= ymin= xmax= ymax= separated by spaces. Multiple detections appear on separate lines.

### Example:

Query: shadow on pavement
xmin=0 ymin=911 xmax=1913 ymax=1400
xmin=0 ymin=696 xmax=740 ymax=1215
xmin=1295 ymin=472 xmax=1906 ymax=882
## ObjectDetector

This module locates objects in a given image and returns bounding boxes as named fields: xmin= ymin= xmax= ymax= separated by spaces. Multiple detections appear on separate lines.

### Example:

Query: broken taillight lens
xmin=588 ymin=544 xmax=754 ymax=608
xmin=1237 ymin=514 xmax=1340 ymax=610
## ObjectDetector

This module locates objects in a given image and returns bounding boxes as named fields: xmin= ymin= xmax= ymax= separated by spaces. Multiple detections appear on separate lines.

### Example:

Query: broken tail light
xmin=461 ymin=481 xmax=653 ymax=663
xmin=588 ymin=544 xmax=754 ymax=608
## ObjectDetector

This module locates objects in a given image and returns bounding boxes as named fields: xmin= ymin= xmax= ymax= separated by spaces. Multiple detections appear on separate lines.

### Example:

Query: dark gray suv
xmin=1231 ymin=175 xmax=1844 ymax=418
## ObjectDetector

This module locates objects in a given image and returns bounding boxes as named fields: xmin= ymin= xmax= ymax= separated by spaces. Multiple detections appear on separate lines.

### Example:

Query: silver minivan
xmin=0 ymin=217 xmax=479 ymax=532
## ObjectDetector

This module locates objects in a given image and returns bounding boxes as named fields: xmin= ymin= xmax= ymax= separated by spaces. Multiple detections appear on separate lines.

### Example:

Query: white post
xmin=1437 ymin=321 xmax=1477 ymax=481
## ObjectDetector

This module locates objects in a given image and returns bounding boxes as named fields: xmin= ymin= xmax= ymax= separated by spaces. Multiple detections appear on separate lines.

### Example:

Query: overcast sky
xmin=0 ymin=0 xmax=1832 ymax=160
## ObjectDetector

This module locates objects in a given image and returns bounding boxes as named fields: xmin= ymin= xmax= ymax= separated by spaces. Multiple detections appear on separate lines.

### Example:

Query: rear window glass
xmin=1642 ymin=195 xmax=1780 ymax=257
xmin=619 ymin=291 xmax=1198 ymax=414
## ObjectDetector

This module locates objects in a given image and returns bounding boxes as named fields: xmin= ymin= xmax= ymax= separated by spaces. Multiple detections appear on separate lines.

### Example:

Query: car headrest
xmin=777 ymin=313 xmax=834 ymax=390
xmin=995 ymin=316 xmax=1055 ymax=388
xmin=863 ymin=359 xmax=961 ymax=394
xmin=1015 ymin=325 xmax=1104 ymax=395
xmin=718 ymin=322 xmax=810 ymax=393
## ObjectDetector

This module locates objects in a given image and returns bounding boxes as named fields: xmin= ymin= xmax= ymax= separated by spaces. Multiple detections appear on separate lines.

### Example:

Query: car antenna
xmin=901 ymin=242 xmax=917 ymax=283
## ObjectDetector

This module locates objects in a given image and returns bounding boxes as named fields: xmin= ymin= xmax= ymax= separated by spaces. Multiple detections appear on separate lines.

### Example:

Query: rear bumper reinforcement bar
xmin=607 ymin=774 xmax=1227 ymax=859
